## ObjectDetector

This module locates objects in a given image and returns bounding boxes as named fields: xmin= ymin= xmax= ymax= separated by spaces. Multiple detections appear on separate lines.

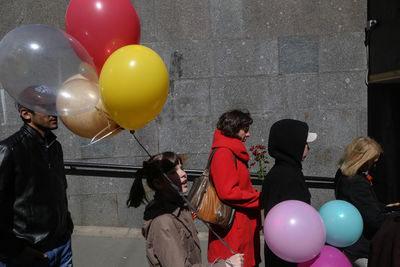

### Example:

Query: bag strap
xmin=207 ymin=148 xmax=237 ymax=170
xmin=206 ymin=148 xmax=218 ymax=170
xmin=207 ymin=148 xmax=239 ymax=190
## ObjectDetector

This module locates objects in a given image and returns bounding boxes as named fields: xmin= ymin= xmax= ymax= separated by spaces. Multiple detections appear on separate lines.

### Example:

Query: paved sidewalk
xmin=71 ymin=226 xmax=209 ymax=267
xmin=72 ymin=226 xmax=265 ymax=267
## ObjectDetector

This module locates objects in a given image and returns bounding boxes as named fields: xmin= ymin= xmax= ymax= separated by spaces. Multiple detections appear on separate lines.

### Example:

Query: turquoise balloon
xmin=318 ymin=200 xmax=363 ymax=247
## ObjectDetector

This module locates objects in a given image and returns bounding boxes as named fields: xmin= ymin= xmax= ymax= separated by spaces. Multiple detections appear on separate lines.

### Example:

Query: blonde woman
xmin=334 ymin=136 xmax=400 ymax=267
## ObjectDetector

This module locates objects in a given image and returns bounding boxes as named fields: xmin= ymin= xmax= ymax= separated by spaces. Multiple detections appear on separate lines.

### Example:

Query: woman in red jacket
xmin=207 ymin=110 xmax=263 ymax=267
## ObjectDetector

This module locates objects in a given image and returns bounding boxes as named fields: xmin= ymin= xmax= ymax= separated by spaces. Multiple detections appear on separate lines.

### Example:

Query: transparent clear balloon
xmin=0 ymin=24 xmax=99 ymax=116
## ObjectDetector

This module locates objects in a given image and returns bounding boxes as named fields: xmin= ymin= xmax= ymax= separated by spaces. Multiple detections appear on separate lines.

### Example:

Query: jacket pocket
xmin=180 ymin=226 xmax=200 ymax=263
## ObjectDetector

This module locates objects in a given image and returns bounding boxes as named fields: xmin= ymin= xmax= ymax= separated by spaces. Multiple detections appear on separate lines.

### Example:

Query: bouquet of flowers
xmin=249 ymin=145 xmax=269 ymax=179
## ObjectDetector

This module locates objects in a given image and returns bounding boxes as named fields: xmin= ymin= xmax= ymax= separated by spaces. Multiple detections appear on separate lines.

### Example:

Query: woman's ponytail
xmin=126 ymin=152 xmax=182 ymax=208
xmin=126 ymin=168 xmax=147 ymax=208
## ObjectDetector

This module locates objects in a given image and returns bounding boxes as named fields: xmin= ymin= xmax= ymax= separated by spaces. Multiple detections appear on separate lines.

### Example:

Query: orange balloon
xmin=56 ymin=75 xmax=99 ymax=115
xmin=60 ymin=98 xmax=122 ymax=140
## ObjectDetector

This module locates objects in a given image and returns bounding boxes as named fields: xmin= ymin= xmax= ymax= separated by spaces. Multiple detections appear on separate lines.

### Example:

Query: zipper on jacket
xmin=44 ymin=139 xmax=53 ymax=169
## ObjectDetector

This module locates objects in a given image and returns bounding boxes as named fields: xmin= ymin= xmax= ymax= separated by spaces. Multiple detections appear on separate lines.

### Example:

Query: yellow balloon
xmin=99 ymin=45 xmax=169 ymax=130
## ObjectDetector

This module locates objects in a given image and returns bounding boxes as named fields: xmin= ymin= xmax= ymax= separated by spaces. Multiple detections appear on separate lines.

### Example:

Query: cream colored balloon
xmin=60 ymin=99 xmax=122 ymax=140
xmin=56 ymin=75 xmax=99 ymax=116
xmin=63 ymin=73 xmax=88 ymax=83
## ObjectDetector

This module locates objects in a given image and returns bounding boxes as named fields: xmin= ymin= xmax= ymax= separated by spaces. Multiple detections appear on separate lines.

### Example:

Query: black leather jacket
xmin=0 ymin=124 xmax=73 ymax=259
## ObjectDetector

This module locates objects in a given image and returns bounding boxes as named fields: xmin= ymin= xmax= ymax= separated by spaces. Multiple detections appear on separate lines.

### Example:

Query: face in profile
xmin=302 ymin=143 xmax=309 ymax=161
xmin=364 ymin=156 xmax=380 ymax=171
xmin=20 ymin=107 xmax=58 ymax=135
xmin=166 ymin=163 xmax=188 ymax=193
xmin=30 ymin=111 xmax=58 ymax=131
xmin=237 ymin=127 xmax=250 ymax=143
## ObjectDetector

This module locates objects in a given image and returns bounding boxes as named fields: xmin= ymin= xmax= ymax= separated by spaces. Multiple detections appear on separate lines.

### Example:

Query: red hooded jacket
xmin=207 ymin=130 xmax=262 ymax=267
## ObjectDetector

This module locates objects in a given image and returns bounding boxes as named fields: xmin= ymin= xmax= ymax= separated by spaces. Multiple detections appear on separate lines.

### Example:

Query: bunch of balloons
xmin=263 ymin=199 xmax=363 ymax=266
xmin=0 ymin=0 xmax=169 ymax=143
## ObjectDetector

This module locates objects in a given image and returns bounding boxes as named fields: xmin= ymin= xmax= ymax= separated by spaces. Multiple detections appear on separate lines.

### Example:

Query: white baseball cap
xmin=307 ymin=132 xmax=317 ymax=143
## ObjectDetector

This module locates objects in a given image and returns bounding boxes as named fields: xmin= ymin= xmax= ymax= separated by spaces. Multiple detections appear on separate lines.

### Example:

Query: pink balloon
xmin=298 ymin=245 xmax=352 ymax=267
xmin=264 ymin=200 xmax=326 ymax=263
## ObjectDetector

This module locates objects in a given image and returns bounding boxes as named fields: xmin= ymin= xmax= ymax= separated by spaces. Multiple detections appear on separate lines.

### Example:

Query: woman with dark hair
xmin=127 ymin=152 xmax=243 ymax=267
xmin=207 ymin=110 xmax=262 ymax=267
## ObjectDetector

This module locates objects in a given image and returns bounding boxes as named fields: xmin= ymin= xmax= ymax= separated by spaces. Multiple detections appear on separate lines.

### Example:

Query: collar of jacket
xmin=22 ymin=123 xmax=57 ymax=147
xmin=155 ymin=192 xmax=186 ymax=215
xmin=211 ymin=129 xmax=250 ymax=162
xmin=143 ymin=192 xmax=186 ymax=221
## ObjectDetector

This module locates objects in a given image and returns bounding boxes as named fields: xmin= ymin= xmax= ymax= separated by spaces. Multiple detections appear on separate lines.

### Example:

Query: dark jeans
xmin=0 ymin=236 xmax=72 ymax=267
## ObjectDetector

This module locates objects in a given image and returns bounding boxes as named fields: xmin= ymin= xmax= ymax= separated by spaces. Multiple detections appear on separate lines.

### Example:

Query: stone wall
xmin=0 ymin=0 xmax=367 ymax=228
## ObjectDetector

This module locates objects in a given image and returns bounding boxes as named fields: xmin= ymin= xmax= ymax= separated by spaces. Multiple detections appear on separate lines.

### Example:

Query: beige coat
xmin=142 ymin=194 xmax=225 ymax=267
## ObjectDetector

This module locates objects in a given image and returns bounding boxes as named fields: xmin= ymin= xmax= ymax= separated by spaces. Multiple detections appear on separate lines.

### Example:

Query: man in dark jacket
xmin=0 ymin=104 xmax=73 ymax=267
xmin=261 ymin=119 xmax=316 ymax=267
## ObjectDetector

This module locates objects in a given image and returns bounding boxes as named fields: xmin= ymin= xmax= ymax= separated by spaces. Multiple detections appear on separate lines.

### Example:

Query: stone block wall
xmin=0 ymin=0 xmax=367 ymax=228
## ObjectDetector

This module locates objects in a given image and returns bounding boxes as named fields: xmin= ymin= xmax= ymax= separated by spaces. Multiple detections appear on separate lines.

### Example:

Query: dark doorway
xmin=367 ymin=0 xmax=400 ymax=203
xmin=368 ymin=85 xmax=400 ymax=203
xmin=367 ymin=0 xmax=400 ymax=78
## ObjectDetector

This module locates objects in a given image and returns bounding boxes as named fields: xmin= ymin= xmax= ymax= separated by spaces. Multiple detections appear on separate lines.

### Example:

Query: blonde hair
xmin=338 ymin=136 xmax=383 ymax=178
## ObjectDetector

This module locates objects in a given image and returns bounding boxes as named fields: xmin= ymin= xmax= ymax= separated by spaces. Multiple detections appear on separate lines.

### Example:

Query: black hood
xmin=268 ymin=119 xmax=309 ymax=168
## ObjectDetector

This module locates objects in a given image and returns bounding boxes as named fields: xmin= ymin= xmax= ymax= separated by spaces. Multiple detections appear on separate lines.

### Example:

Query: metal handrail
xmin=64 ymin=161 xmax=335 ymax=189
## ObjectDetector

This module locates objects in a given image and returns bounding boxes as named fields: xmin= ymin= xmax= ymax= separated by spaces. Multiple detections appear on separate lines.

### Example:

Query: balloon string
xmin=81 ymin=124 xmax=122 ymax=147
xmin=132 ymin=133 xmax=152 ymax=158
xmin=131 ymin=133 xmax=235 ymax=255
xmin=97 ymin=107 xmax=113 ymax=121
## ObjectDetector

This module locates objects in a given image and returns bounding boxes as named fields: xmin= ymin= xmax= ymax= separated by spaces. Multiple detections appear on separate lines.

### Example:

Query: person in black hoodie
xmin=261 ymin=119 xmax=317 ymax=267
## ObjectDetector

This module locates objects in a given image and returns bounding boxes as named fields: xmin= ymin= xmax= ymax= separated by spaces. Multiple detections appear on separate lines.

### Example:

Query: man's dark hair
xmin=216 ymin=109 xmax=253 ymax=138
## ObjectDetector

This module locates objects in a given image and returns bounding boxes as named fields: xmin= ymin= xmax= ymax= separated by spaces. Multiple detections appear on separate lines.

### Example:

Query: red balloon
xmin=65 ymin=0 xmax=141 ymax=74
